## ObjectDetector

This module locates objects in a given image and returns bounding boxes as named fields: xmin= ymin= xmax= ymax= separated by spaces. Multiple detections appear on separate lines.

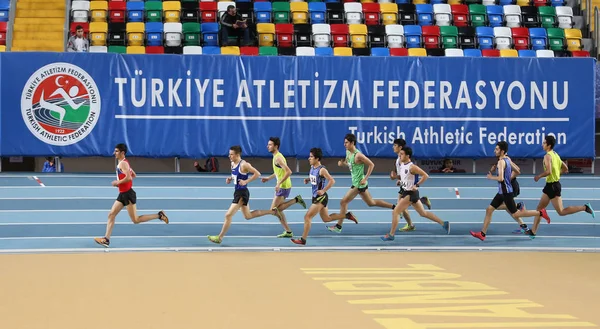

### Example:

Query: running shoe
xmin=443 ymin=221 xmax=451 ymax=234
xmin=327 ymin=225 xmax=342 ymax=233
xmin=380 ymin=234 xmax=395 ymax=241
xmin=277 ymin=231 xmax=293 ymax=238
xmin=291 ymin=238 xmax=306 ymax=245
xmin=420 ymin=196 xmax=432 ymax=210
xmin=295 ymin=195 xmax=307 ymax=209
xmin=207 ymin=235 xmax=222 ymax=244
xmin=585 ymin=203 xmax=595 ymax=219
xmin=346 ymin=212 xmax=358 ymax=224
xmin=470 ymin=231 xmax=485 ymax=241
xmin=94 ymin=237 xmax=110 ymax=248
xmin=158 ymin=210 xmax=169 ymax=224
xmin=399 ymin=224 xmax=415 ymax=232
xmin=540 ymin=208 xmax=550 ymax=224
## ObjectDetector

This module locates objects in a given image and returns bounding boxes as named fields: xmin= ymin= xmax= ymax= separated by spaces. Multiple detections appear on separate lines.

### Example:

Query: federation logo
xmin=21 ymin=62 xmax=101 ymax=146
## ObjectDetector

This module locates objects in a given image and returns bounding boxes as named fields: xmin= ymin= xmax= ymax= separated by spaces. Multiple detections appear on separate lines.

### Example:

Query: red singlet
xmin=117 ymin=158 xmax=133 ymax=193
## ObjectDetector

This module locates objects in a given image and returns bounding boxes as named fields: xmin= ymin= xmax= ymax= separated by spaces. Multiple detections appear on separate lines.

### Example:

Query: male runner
xmin=524 ymin=135 xmax=595 ymax=237
xmin=254 ymin=137 xmax=306 ymax=238
xmin=327 ymin=133 xmax=395 ymax=233
xmin=470 ymin=141 xmax=549 ymax=241
xmin=208 ymin=145 xmax=261 ymax=244
xmin=94 ymin=143 xmax=169 ymax=248
xmin=389 ymin=138 xmax=433 ymax=232
xmin=382 ymin=146 xmax=450 ymax=241
xmin=291 ymin=148 xmax=338 ymax=245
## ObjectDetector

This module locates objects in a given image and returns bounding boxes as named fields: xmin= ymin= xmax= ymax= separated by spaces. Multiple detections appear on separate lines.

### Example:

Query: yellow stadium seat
xmin=221 ymin=46 xmax=240 ymax=55
xmin=163 ymin=1 xmax=182 ymax=23
xmin=516 ymin=0 xmax=530 ymax=6
xmin=349 ymin=24 xmax=367 ymax=48
xmin=126 ymin=22 xmax=145 ymax=46
xmin=290 ymin=2 xmax=309 ymax=24
xmin=448 ymin=0 xmax=463 ymax=4
xmin=334 ymin=47 xmax=353 ymax=56
xmin=0 ymin=45 xmax=5 ymax=52
xmin=565 ymin=28 xmax=583 ymax=51
xmin=408 ymin=48 xmax=427 ymax=56
xmin=89 ymin=22 xmax=108 ymax=46
xmin=500 ymin=49 xmax=518 ymax=57
xmin=126 ymin=46 xmax=146 ymax=54
xmin=257 ymin=23 xmax=275 ymax=47
xmin=90 ymin=1 xmax=108 ymax=22
xmin=380 ymin=3 xmax=398 ymax=25
xmin=412 ymin=0 xmax=427 ymax=4
xmin=360 ymin=0 xmax=375 ymax=3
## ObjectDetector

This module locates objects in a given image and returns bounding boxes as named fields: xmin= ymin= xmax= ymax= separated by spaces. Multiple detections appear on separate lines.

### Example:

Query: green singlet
xmin=347 ymin=149 xmax=367 ymax=188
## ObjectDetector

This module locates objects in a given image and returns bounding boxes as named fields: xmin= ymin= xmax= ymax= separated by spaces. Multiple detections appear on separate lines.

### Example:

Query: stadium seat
xmin=398 ymin=4 xmax=417 ymax=25
xmin=200 ymin=2 xmax=218 ymax=22
xmin=273 ymin=2 xmax=290 ymax=23
xmin=201 ymin=23 xmax=219 ymax=46
xmin=389 ymin=47 xmax=408 ymax=56
xmin=126 ymin=22 xmax=145 ymax=47
xmin=146 ymin=22 xmax=164 ymax=46
xmin=570 ymin=50 xmax=590 ymax=57
xmin=564 ymin=28 xmax=582 ymax=50
xmin=275 ymin=23 xmax=294 ymax=47
xmin=240 ymin=46 xmax=259 ymax=56
xmin=511 ymin=27 xmax=530 ymax=50
xmin=331 ymin=24 xmax=349 ymax=47
xmin=476 ymin=26 xmax=494 ymax=49
xmin=547 ymin=27 xmax=565 ymax=50
xmin=529 ymin=27 xmax=548 ymax=50
xmin=257 ymin=23 xmax=275 ymax=47
xmin=362 ymin=3 xmax=380 ymax=25
xmin=334 ymin=46 xmax=353 ymax=56
xmin=349 ymin=24 xmax=367 ymax=48
xmin=309 ymin=2 xmax=326 ymax=23
xmin=426 ymin=48 xmax=444 ymax=56
xmin=518 ymin=49 xmax=537 ymax=56
xmin=182 ymin=23 xmax=201 ymax=46
xmin=458 ymin=26 xmax=476 ymax=48
xmin=539 ymin=6 xmax=557 ymax=28
xmin=296 ymin=46 xmax=316 ymax=55
xmin=521 ymin=6 xmax=540 ymax=28
xmin=90 ymin=1 xmax=108 ymax=22
xmin=254 ymin=2 xmax=272 ymax=23
xmin=503 ymin=5 xmax=522 ymax=28
xmin=433 ymin=4 xmax=452 ymax=26
xmin=164 ymin=22 xmax=183 ymax=47
xmin=445 ymin=48 xmax=464 ymax=56
xmin=0 ymin=0 xmax=8 ymax=22
xmin=203 ymin=46 xmax=222 ymax=55
xmin=556 ymin=6 xmax=574 ymax=29
xmin=89 ymin=46 xmax=108 ymax=53
xmin=440 ymin=26 xmax=458 ymax=48
xmin=71 ymin=1 xmax=90 ymax=23
xmin=164 ymin=1 xmax=182 ymax=23
xmin=259 ymin=46 xmax=278 ymax=55
xmin=312 ymin=24 xmax=331 ymax=47
xmin=493 ymin=26 xmax=513 ymax=49
xmin=482 ymin=49 xmax=500 ymax=57
xmin=109 ymin=1 xmax=126 ymax=23
xmin=536 ymin=49 xmax=554 ymax=57
xmin=314 ymin=47 xmax=333 ymax=56
xmin=416 ymin=4 xmax=433 ymax=26
xmin=422 ymin=25 xmax=440 ymax=49
xmin=145 ymin=1 xmax=163 ymax=22
xmin=370 ymin=47 xmax=390 ymax=56
xmin=380 ymin=3 xmax=399 ymax=25
xmin=108 ymin=45 xmax=126 ymax=53
xmin=90 ymin=22 xmax=108 ymax=46
xmin=218 ymin=2 xmax=235 ymax=19
xmin=469 ymin=4 xmax=487 ymax=27
xmin=408 ymin=47 xmax=427 ymax=56
xmin=183 ymin=46 xmax=203 ymax=54
xmin=182 ymin=1 xmax=200 ymax=23
xmin=463 ymin=48 xmax=482 ymax=56
xmin=221 ymin=46 xmax=241 ymax=55
xmin=385 ymin=24 xmax=405 ymax=48
xmin=146 ymin=46 xmax=164 ymax=54
xmin=500 ymin=48 xmax=518 ymax=57
xmin=127 ymin=1 xmax=144 ymax=22
xmin=533 ymin=0 xmax=549 ymax=6
xmin=368 ymin=25 xmax=386 ymax=47
xmin=294 ymin=24 xmax=312 ymax=47
xmin=126 ymin=45 xmax=146 ymax=54
xmin=404 ymin=25 xmax=422 ymax=48
xmin=486 ymin=5 xmax=503 ymax=27
xmin=451 ymin=4 xmax=469 ymax=27
xmin=291 ymin=2 xmax=309 ymax=24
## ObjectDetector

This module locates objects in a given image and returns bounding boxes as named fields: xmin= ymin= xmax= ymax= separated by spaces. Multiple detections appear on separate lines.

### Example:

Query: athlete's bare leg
xmin=125 ymin=203 xmax=164 ymax=224
xmin=412 ymin=200 xmax=445 ymax=226
xmin=359 ymin=190 xmax=395 ymax=209
xmin=330 ymin=188 xmax=360 ymax=223
xmin=388 ymin=195 xmax=411 ymax=236
xmin=104 ymin=201 xmax=124 ymax=239
xmin=270 ymin=196 xmax=292 ymax=232
xmin=217 ymin=202 xmax=243 ymax=240
xmin=300 ymin=203 xmax=322 ymax=240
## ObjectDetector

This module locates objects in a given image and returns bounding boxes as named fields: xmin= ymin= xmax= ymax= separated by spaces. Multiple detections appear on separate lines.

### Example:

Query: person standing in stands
xmin=66 ymin=25 xmax=89 ymax=52
xmin=219 ymin=5 xmax=250 ymax=46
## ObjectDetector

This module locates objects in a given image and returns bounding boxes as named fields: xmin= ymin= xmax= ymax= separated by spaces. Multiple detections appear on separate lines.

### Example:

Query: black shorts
xmin=491 ymin=192 xmax=518 ymax=214
xmin=511 ymin=178 xmax=520 ymax=197
xmin=232 ymin=188 xmax=250 ymax=206
xmin=543 ymin=181 xmax=562 ymax=200
xmin=117 ymin=189 xmax=137 ymax=206
xmin=312 ymin=193 xmax=329 ymax=207
xmin=351 ymin=185 xmax=368 ymax=193
xmin=399 ymin=189 xmax=420 ymax=204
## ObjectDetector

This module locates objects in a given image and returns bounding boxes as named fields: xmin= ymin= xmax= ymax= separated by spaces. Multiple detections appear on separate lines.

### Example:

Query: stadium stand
xmin=0 ymin=0 xmax=595 ymax=56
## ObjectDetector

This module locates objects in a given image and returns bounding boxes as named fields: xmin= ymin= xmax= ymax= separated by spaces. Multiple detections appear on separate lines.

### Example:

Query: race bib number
xmin=231 ymin=174 xmax=238 ymax=185
xmin=309 ymin=174 xmax=317 ymax=185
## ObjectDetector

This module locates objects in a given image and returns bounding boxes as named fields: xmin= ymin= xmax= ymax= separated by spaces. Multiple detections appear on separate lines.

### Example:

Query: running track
xmin=0 ymin=173 xmax=598 ymax=253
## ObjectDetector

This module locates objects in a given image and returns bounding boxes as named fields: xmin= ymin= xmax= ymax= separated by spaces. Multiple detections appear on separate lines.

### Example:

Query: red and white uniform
xmin=116 ymin=158 xmax=133 ymax=193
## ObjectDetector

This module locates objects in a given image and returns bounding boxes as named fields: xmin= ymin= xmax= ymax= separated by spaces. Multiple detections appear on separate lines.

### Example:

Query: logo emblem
xmin=21 ymin=62 xmax=101 ymax=146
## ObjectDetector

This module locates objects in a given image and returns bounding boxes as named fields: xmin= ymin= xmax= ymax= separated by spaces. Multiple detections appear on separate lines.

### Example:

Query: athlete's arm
xmin=410 ymin=165 xmax=429 ymax=187
xmin=535 ymin=154 xmax=552 ymax=181
xmin=356 ymin=153 xmax=374 ymax=181
xmin=561 ymin=161 xmax=569 ymax=174
xmin=274 ymin=157 xmax=292 ymax=187
xmin=509 ymin=160 xmax=521 ymax=178
xmin=242 ymin=161 xmax=261 ymax=185
xmin=319 ymin=167 xmax=336 ymax=193
xmin=487 ymin=159 xmax=505 ymax=182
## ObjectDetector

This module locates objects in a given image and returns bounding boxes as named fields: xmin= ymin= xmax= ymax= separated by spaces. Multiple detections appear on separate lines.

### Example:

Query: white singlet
xmin=398 ymin=161 xmax=416 ymax=192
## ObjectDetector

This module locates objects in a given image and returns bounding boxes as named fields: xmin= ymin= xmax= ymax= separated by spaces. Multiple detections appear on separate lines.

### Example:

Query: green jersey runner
xmin=347 ymin=149 xmax=368 ymax=189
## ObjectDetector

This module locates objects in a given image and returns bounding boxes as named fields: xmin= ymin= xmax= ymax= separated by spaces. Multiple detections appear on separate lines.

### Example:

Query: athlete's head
xmin=309 ymin=147 xmax=323 ymax=166
xmin=543 ymin=135 xmax=556 ymax=151
xmin=344 ymin=134 xmax=357 ymax=150
xmin=393 ymin=138 xmax=406 ymax=154
xmin=495 ymin=141 xmax=509 ymax=157
xmin=268 ymin=137 xmax=280 ymax=153
xmin=114 ymin=143 xmax=127 ymax=159
xmin=400 ymin=146 xmax=413 ymax=163
xmin=229 ymin=145 xmax=242 ymax=162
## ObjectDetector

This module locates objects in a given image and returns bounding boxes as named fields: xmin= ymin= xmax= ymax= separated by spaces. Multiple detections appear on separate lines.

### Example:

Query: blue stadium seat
xmin=201 ymin=23 xmax=219 ymax=46
xmin=404 ymin=25 xmax=422 ymax=48
xmin=416 ymin=4 xmax=434 ymax=26
xmin=486 ymin=6 xmax=504 ymax=27
xmin=315 ymin=47 xmax=333 ymax=56
xmin=203 ymin=46 xmax=221 ymax=54
xmin=127 ymin=2 xmax=145 ymax=23
xmin=476 ymin=26 xmax=494 ymax=49
xmin=145 ymin=22 xmax=163 ymax=46
xmin=518 ymin=49 xmax=536 ymax=57
xmin=254 ymin=2 xmax=272 ymax=23
xmin=371 ymin=47 xmax=390 ymax=56
xmin=529 ymin=28 xmax=548 ymax=50
xmin=0 ymin=0 xmax=9 ymax=22
xmin=463 ymin=49 xmax=482 ymax=57
xmin=309 ymin=3 xmax=327 ymax=24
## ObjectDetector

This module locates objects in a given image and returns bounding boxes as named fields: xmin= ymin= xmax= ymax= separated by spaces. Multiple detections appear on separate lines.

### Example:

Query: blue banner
xmin=1 ymin=53 xmax=595 ymax=159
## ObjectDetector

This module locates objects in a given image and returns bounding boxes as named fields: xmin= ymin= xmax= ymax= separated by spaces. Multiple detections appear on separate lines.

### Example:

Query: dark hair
xmin=269 ymin=137 xmax=281 ymax=149
xmin=310 ymin=147 xmax=323 ymax=161
xmin=76 ymin=25 xmax=83 ymax=31
xmin=496 ymin=141 xmax=508 ymax=154
xmin=393 ymin=138 xmax=406 ymax=148
xmin=230 ymin=145 xmax=242 ymax=155
xmin=545 ymin=135 xmax=556 ymax=149
xmin=115 ymin=143 xmax=127 ymax=154
xmin=227 ymin=5 xmax=235 ymax=10
xmin=344 ymin=133 xmax=356 ymax=145
xmin=402 ymin=146 xmax=413 ymax=158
